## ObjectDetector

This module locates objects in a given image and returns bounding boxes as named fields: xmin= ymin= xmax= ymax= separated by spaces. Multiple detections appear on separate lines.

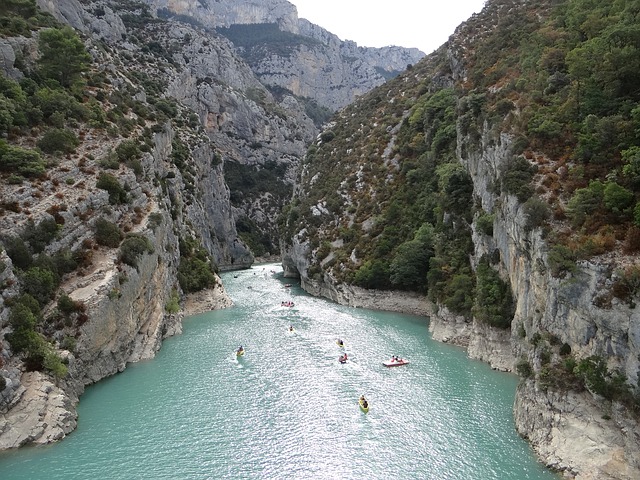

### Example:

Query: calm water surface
xmin=0 ymin=263 xmax=558 ymax=479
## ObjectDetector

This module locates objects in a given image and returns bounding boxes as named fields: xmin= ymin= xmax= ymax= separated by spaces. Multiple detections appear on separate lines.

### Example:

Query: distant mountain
xmin=147 ymin=0 xmax=425 ymax=110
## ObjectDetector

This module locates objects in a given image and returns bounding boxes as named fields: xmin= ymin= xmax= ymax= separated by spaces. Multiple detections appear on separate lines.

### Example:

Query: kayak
xmin=236 ymin=349 xmax=245 ymax=356
xmin=383 ymin=359 xmax=408 ymax=367
xmin=359 ymin=398 xmax=369 ymax=413
xmin=338 ymin=355 xmax=348 ymax=364
xmin=336 ymin=340 xmax=344 ymax=348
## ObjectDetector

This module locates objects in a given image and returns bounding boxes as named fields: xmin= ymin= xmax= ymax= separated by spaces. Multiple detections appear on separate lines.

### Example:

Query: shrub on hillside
xmin=94 ymin=217 xmax=123 ymax=247
xmin=523 ymin=197 xmax=551 ymax=232
xmin=57 ymin=293 xmax=81 ymax=314
xmin=118 ymin=234 xmax=154 ymax=268
xmin=21 ymin=266 xmax=56 ymax=306
xmin=476 ymin=212 xmax=494 ymax=236
xmin=115 ymin=139 xmax=141 ymax=163
xmin=36 ymin=128 xmax=79 ymax=154
xmin=21 ymin=218 xmax=59 ymax=253
xmin=0 ymin=140 xmax=45 ymax=177
xmin=566 ymin=181 xmax=604 ymax=227
xmin=547 ymin=245 xmax=577 ymax=278
xmin=6 ymin=303 xmax=38 ymax=354
xmin=96 ymin=172 xmax=128 ymax=204
xmin=3 ymin=235 xmax=33 ymax=270
xmin=501 ymin=156 xmax=537 ymax=202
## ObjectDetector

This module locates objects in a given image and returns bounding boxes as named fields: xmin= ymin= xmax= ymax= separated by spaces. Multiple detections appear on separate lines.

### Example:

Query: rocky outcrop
xmin=461 ymin=130 xmax=640 ymax=478
xmin=0 ymin=372 xmax=76 ymax=449
xmin=515 ymin=381 xmax=640 ymax=480
xmin=304 ymin=277 xmax=432 ymax=317
xmin=152 ymin=0 xmax=300 ymax=32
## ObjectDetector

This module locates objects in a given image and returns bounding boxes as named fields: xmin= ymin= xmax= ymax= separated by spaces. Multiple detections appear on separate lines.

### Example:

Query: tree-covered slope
xmin=282 ymin=0 xmax=640 ymax=433
xmin=284 ymin=0 xmax=640 ymax=315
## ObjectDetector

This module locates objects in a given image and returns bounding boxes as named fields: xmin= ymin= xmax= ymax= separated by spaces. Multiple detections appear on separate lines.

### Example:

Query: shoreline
xmin=182 ymin=276 xmax=233 ymax=317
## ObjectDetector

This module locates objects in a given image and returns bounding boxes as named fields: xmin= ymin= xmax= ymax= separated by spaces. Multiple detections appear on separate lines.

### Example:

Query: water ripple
xmin=0 ymin=264 xmax=558 ymax=480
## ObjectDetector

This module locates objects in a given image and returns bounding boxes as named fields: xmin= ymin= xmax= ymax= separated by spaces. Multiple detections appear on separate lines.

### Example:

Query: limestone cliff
xmin=147 ymin=0 xmax=425 ymax=110
xmin=0 ymin=0 xmax=314 ymax=448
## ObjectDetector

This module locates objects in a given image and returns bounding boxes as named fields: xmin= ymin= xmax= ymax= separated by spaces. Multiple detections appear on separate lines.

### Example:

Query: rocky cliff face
xmin=0 ymin=0 xmax=319 ymax=448
xmin=147 ymin=0 xmax=425 ymax=111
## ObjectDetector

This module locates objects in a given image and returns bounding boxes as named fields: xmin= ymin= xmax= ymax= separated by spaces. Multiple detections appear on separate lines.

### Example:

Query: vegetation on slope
xmin=0 ymin=0 xmax=219 ymax=379
xmin=283 ymin=0 xmax=640 ymax=408
xmin=286 ymin=0 xmax=640 ymax=313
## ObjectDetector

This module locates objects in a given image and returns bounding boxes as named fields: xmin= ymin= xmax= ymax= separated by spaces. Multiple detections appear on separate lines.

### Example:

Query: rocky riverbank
xmin=292 ymin=273 xmax=640 ymax=480
xmin=0 ymin=280 xmax=233 ymax=450
xmin=183 ymin=276 xmax=234 ymax=317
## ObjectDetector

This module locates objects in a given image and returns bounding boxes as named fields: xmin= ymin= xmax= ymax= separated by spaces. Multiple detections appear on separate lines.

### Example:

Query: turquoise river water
xmin=0 ymin=263 xmax=558 ymax=479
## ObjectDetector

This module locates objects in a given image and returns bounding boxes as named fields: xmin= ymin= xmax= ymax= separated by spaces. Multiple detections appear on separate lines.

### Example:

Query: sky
xmin=288 ymin=0 xmax=487 ymax=54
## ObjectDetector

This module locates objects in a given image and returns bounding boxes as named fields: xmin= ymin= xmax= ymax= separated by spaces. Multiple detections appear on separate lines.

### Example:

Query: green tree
xmin=0 ymin=140 xmax=45 ymax=177
xmin=473 ymin=259 xmax=514 ymax=328
xmin=96 ymin=172 xmax=128 ymax=204
xmin=603 ymin=181 xmax=634 ymax=214
xmin=37 ymin=27 xmax=91 ymax=87
xmin=353 ymin=259 xmax=391 ymax=290
xmin=37 ymin=128 xmax=79 ymax=154
xmin=0 ymin=0 xmax=38 ymax=18
xmin=21 ymin=266 xmax=56 ymax=306
xmin=94 ymin=217 xmax=123 ymax=247
xmin=6 ymin=303 xmax=38 ymax=354
xmin=118 ymin=234 xmax=154 ymax=268
xmin=3 ymin=235 xmax=33 ymax=269
xmin=389 ymin=224 xmax=434 ymax=291
xmin=622 ymin=146 xmax=640 ymax=188
xmin=178 ymin=257 xmax=217 ymax=293
xmin=566 ymin=181 xmax=605 ymax=227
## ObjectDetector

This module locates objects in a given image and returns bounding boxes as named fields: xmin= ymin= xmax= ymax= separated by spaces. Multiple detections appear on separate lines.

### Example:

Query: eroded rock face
xmin=0 ymin=372 xmax=76 ymax=449
xmin=145 ymin=0 xmax=425 ymax=110
xmin=514 ymin=381 xmax=640 ymax=480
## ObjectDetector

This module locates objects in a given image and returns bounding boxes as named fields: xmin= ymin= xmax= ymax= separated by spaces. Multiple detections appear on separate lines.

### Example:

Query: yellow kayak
xmin=359 ymin=398 xmax=369 ymax=413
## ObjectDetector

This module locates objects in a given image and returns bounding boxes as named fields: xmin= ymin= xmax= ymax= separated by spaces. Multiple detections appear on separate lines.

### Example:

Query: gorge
xmin=0 ymin=1 xmax=639 ymax=479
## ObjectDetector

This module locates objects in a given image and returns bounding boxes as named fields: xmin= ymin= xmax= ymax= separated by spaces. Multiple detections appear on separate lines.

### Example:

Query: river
xmin=0 ymin=263 xmax=558 ymax=479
